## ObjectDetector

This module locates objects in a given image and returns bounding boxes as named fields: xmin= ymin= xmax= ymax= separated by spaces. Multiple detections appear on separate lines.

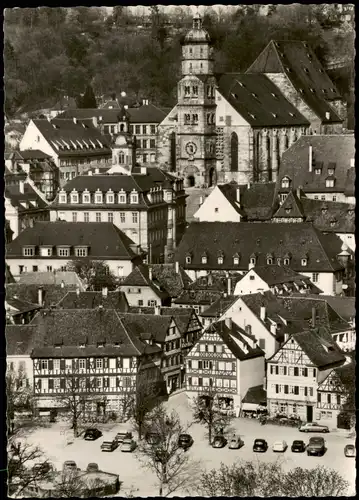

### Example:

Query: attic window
xmin=217 ymin=256 xmax=224 ymax=265
xmin=281 ymin=177 xmax=291 ymax=189
xmin=347 ymin=209 xmax=354 ymax=216
xmin=319 ymin=69 xmax=324 ymax=73
xmin=304 ymin=68 xmax=309 ymax=73
xmin=301 ymin=258 xmax=308 ymax=266
xmin=267 ymin=257 xmax=273 ymax=265
xmin=285 ymin=207 xmax=292 ymax=214
xmin=271 ymin=93 xmax=277 ymax=99
xmin=283 ymin=258 xmax=290 ymax=266
xmin=238 ymin=82 xmax=245 ymax=87
xmin=326 ymin=179 xmax=335 ymax=188
xmin=248 ymin=113 xmax=256 ymax=119
xmin=97 ymin=342 xmax=104 ymax=348
xmin=303 ymin=42 xmax=308 ymax=48
xmin=330 ymin=219 xmax=337 ymax=227
xmin=251 ymin=93 xmax=258 ymax=99
xmin=79 ymin=343 xmax=86 ymax=348
xmin=231 ymin=92 xmax=238 ymax=99
xmin=299 ymin=89 xmax=304 ymax=93
xmin=186 ymin=256 xmax=192 ymax=264
xmin=289 ymin=112 xmax=295 ymax=117
xmin=59 ymin=193 xmax=67 ymax=203
xmin=309 ymin=88 xmax=315 ymax=93
xmin=315 ymin=168 xmax=322 ymax=175
xmin=201 ymin=255 xmax=208 ymax=264
xmin=321 ymin=207 xmax=328 ymax=214
xmin=233 ymin=256 xmax=239 ymax=265
xmin=307 ymin=53 xmax=312 ymax=60
xmin=285 ymin=67 xmax=292 ymax=73
xmin=271 ymin=113 xmax=278 ymax=118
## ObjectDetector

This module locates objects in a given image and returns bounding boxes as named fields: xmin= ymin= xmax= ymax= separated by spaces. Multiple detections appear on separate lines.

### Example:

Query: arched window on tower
xmin=230 ymin=132 xmax=238 ymax=172
xmin=119 ymin=151 xmax=125 ymax=164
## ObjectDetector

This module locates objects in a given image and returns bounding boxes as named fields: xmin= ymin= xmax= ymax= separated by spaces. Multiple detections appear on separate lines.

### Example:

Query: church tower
xmin=176 ymin=13 xmax=217 ymax=187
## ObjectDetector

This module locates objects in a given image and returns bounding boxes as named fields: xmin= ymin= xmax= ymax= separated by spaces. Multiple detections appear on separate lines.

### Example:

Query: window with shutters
xmin=283 ymin=366 xmax=287 ymax=375
xmin=275 ymin=384 xmax=279 ymax=394
xmin=198 ymin=377 xmax=203 ymax=386
xmin=313 ymin=368 xmax=317 ymax=377
xmin=275 ymin=366 xmax=279 ymax=375
xmin=336 ymin=394 xmax=341 ymax=405
xmin=96 ymin=359 xmax=103 ymax=370
xmin=303 ymin=367 xmax=308 ymax=377
xmin=304 ymin=387 xmax=308 ymax=396
xmin=79 ymin=359 xmax=86 ymax=370
xmin=41 ymin=360 xmax=48 ymax=370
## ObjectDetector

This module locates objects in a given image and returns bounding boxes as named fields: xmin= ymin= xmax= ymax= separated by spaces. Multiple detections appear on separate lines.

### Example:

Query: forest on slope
xmin=4 ymin=5 xmax=354 ymax=117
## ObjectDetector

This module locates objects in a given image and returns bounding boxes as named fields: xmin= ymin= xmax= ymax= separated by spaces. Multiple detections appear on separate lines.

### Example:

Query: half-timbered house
xmin=266 ymin=326 xmax=345 ymax=424
xmin=185 ymin=318 xmax=265 ymax=408
xmin=316 ymin=363 xmax=350 ymax=428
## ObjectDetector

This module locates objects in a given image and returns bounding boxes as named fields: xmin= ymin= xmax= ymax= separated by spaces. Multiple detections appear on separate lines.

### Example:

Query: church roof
xmin=216 ymin=73 xmax=310 ymax=127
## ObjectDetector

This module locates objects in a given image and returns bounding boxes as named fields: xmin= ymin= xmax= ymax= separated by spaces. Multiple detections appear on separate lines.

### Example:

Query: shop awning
xmin=242 ymin=403 xmax=259 ymax=411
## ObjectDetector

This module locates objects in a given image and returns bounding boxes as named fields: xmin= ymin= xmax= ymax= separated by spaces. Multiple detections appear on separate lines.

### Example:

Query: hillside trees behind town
xmin=4 ymin=5 xmax=354 ymax=116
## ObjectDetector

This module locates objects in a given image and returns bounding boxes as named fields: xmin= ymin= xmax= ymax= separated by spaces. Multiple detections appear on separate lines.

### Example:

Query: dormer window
xmin=59 ymin=192 xmax=67 ymax=203
xmin=131 ymin=191 xmax=139 ymax=204
xmin=70 ymin=191 xmax=79 ymax=204
xmin=106 ymin=191 xmax=114 ymax=204
xmin=266 ymin=257 xmax=273 ymax=265
xmin=233 ymin=253 xmax=240 ymax=265
xmin=95 ymin=191 xmax=103 ymax=203
xmin=23 ymin=246 xmax=35 ymax=256
xmin=326 ymin=178 xmax=335 ymax=188
xmin=315 ymin=168 xmax=322 ymax=175
xmin=218 ymin=256 xmax=223 ymax=265
xmin=201 ymin=255 xmax=208 ymax=265
xmin=82 ymin=192 xmax=91 ymax=203
xmin=250 ymin=255 xmax=256 ymax=266
xmin=118 ymin=191 xmax=126 ymax=203
xmin=301 ymin=258 xmax=308 ymax=266
xmin=57 ymin=246 xmax=70 ymax=257
xmin=281 ymin=177 xmax=291 ymax=189
xmin=185 ymin=254 xmax=192 ymax=264
xmin=330 ymin=219 xmax=337 ymax=227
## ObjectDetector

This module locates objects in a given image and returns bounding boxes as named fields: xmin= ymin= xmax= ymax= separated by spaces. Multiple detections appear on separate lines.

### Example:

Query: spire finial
xmin=193 ymin=10 xmax=202 ymax=29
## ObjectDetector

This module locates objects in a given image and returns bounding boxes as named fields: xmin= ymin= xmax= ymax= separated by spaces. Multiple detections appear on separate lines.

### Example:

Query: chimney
xmin=308 ymin=144 xmax=313 ymax=172
xmin=154 ymin=305 xmax=161 ymax=315
xmin=236 ymin=187 xmax=240 ymax=204
xmin=102 ymin=286 xmax=108 ymax=297
xmin=73 ymin=117 xmax=77 ymax=124
xmin=148 ymin=267 xmax=153 ymax=281
xmin=311 ymin=307 xmax=316 ymax=327
xmin=61 ymin=280 xmax=65 ymax=288
xmin=227 ymin=277 xmax=231 ymax=296
xmin=92 ymin=116 xmax=98 ymax=127
xmin=38 ymin=287 xmax=44 ymax=306
xmin=175 ymin=261 xmax=179 ymax=274
xmin=260 ymin=306 xmax=266 ymax=321
xmin=225 ymin=317 xmax=232 ymax=330
xmin=19 ymin=180 xmax=25 ymax=194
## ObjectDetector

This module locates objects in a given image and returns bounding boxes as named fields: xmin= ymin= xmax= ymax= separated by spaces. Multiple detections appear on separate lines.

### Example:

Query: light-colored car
xmin=62 ymin=461 xmax=79 ymax=472
xmin=121 ymin=438 xmax=137 ymax=453
xmin=272 ymin=440 xmax=288 ymax=452
xmin=228 ymin=435 xmax=244 ymax=449
xmin=299 ymin=422 xmax=329 ymax=433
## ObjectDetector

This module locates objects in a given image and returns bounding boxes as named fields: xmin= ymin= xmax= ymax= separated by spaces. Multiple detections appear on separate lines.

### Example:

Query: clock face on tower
xmin=185 ymin=142 xmax=197 ymax=155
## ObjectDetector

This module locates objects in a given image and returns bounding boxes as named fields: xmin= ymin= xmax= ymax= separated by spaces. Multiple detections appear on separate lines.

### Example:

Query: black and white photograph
xmin=4 ymin=4 xmax=355 ymax=497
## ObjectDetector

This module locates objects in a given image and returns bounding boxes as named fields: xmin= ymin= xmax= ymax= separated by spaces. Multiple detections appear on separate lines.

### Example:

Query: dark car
xmin=86 ymin=463 xmax=99 ymax=473
xmin=291 ymin=440 xmax=306 ymax=453
xmin=253 ymin=439 xmax=268 ymax=452
xmin=84 ymin=428 xmax=102 ymax=441
xmin=145 ymin=432 xmax=162 ymax=445
xmin=212 ymin=435 xmax=227 ymax=448
xmin=307 ymin=436 xmax=325 ymax=456
xmin=101 ymin=439 xmax=118 ymax=452
xmin=32 ymin=462 xmax=53 ymax=475
xmin=178 ymin=434 xmax=194 ymax=450
xmin=115 ymin=430 xmax=132 ymax=444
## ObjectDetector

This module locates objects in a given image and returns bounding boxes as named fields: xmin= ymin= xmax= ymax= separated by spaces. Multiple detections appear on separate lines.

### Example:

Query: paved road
xmin=17 ymin=393 xmax=356 ymax=496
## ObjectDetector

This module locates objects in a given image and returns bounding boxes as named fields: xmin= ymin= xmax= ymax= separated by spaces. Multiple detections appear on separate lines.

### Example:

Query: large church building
xmin=157 ymin=13 xmax=345 ymax=188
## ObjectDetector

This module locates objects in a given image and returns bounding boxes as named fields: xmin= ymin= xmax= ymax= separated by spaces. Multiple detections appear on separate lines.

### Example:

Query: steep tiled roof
xmin=6 ymin=325 xmax=37 ymax=356
xmin=216 ymin=184 xmax=247 ymax=217
xmin=200 ymin=295 xmax=238 ymax=318
xmin=216 ymin=73 xmax=310 ymax=127
xmin=292 ymin=327 xmax=345 ymax=369
xmin=175 ymin=222 xmax=344 ymax=273
xmin=272 ymin=191 xmax=306 ymax=219
xmin=277 ymin=135 xmax=354 ymax=194
xmin=56 ymin=291 xmax=129 ymax=311
xmin=209 ymin=321 xmax=264 ymax=361
xmin=19 ymin=150 xmax=52 ymax=160
xmin=17 ymin=271 xmax=86 ymax=288
xmin=5 ymin=183 xmax=48 ymax=211
xmin=32 ymin=119 xmax=111 ymax=157
xmin=151 ymin=264 xmax=193 ymax=298
xmin=253 ymin=265 xmax=313 ymax=286
xmin=300 ymin=198 xmax=354 ymax=233
xmin=247 ymin=40 xmax=342 ymax=123
xmin=6 ymin=297 xmax=42 ymax=315
xmin=121 ymin=265 xmax=169 ymax=300
xmin=6 ymin=265 xmax=16 ymax=284
xmin=126 ymin=104 xmax=168 ymax=123
xmin=242 ymin=385 xmax=267 ymax=405
xmin=127 ymin=306 xmax=198 ymax=335
xmin=30 ymin=309 xmax=150 ymax=357
xmin=56 ymin=108 xmax=129 ymax=124
xmin=57 ymin=173 xmax=156 ymax=194
xmin=6 ymin=222 xmax=138 ymax=260
xmin=6 ymin=284 xmax=81 ymax=308
xmin=291 ymin=294 xmax=355 ymax=323
xmin=241 ymin=183 xmax=279 ymax=220
xmin=120 ymin=313 xmax=173 ymax=343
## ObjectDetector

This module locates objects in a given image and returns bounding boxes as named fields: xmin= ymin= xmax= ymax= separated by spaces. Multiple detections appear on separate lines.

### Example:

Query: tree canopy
xmin=4 ymin=6 xmax=354 ymax=116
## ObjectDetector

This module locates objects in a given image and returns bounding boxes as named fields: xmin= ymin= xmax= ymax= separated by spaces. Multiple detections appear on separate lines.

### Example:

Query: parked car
xmin=84 ymin=428 xmax=102 ymax=441
xmin=344 ymin=444 xmax=356 ymax=457
xmin=101 ymin=439 xmax=118 ymax=452
xmin=178 ymin=434 xmax=194 ymax=451
xmin=272 ymin=440 xmax=288 ymax=452
xmin=145 ymin=432 xmax=161 ymax=445
xmin=307 ymin=437 xmax=325 ymax=456
xmin=86 ymin=463 xmax=99 ymax=473
xmin=121 ymin=438 xmax=137 ymax=453
xmin=253 ymin=439 xmax=268 ymax=452
xmin=291 ymin=440 xmax=306 ymax=453
xmin=115 ymin=430 xmax=132 ymax=444
xmin=212 ymin=435 xmax=227 ymax=448
xmin=32 ymin=462 xmax=54 ymax=475
xmin=228 ymin=435 xmax=244 ymax=449
xmin=299 ymin=422 xmax=329 ymax=433
xmin=63 ymin=461 xmax=79 ymax=473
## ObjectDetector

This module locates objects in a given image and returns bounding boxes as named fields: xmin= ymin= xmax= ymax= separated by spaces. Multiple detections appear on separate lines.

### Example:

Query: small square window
xmin=214 ymin=208 xmax=219 ymax=213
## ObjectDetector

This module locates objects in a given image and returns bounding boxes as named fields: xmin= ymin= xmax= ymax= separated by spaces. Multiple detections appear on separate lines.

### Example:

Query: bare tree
xmin=197 ymin=461 xmax=349 ymax=497
xmin=191 ymin=387 xmax=234 ymax=444
xmin=137 ymin=405 xmax=200 ymax=497
xmin=7 ymin=439 xmax=52 ymax=497
xmin=133 ymin=373 xmax=163 ymax=440
xmin=6 ymin=364 xmax=33 ymax=436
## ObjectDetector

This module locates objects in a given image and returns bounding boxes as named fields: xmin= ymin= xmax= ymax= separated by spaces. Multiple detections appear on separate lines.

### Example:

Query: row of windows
xmin=166 ymin=339 xmax=181 ymax=351
xmin=59 ymin=191 xmax=139 ymax=205
xmin=272 ymin=384 xmax=314 ymax=396
xmin=131 ymin=124 xmax=157 ymax=135
xmin=188 ymin=377 xmax=236 ymax=388
xmin=137 ymin=153 xmax=156 ymax=164
xmin=163 ymin=354 xmax=183 ymax=367
xmin=135 ymin=138 xmax=156 ymax=149
xmin=269 ymin=366 xmax=317 ymax=377
xmin=317 ymin=393 xmax=341 ymax=404
xmin=18 ymin=265 xmax=125 ymax=277
xmin=36 ymin=376 xmax=133 ymax=390
xmin=66 ymin=212 xmax=138 ymax=224
xmin=188 ymin=359 xmax=236 ymax=371
xmin=282 ymin=177 xmax=336 ymax=189
xmin=59 ymin=158 xmax=111 ymax=167
xmin=148 ymin=228 xmax=166 ymax=243
xmin=185 ymin=254 xmax=310 ymax=267
xmin=38 ymin=357 xmax=133 ymax=370
xmin=23 ymin=246 xmax=88 ymax=258
xmin=184 ymin=114 xmax=199 ymax=125
xmin=137 ymin=299 xmax=157 ymax=307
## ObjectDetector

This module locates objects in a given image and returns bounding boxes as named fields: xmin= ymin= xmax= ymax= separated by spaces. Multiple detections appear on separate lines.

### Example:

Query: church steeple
xmin=181 ymin=12 xmax=213 ymax=76
xmin=193 ymin=11 xmax=202 ymax=30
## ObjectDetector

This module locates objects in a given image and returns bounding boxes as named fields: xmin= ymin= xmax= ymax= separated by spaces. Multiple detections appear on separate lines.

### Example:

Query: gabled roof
xmin=6 ymin=325 xmax=38 ymax=356
xmin=6 ymin=265 xmax=16 ymax=284
xmin=299 ymin=198 xmax=354 ymax=233
xmin=277 ymin=135 xmax=354 ymax=194
xmin=253 ymin=265 xmax=313 ymax=286
xmin=151 ymin=264 xmax=193 ymax=298
xmin=292 ymin=327 xmax=345 ymax=369
xmin=6 ymin=283 xmax=82 ymax=309
xmin=119 ymin=313 xmax=173 ymax=343
xmin=56 ymin=291 xmax=129 ymax=311
xmin=126 ymin=104 xmax=168 ymax=123
xmin=5 ymin=182 xmax=48 ymax=211
xmin=32 ymin=119 xmax=111 ymax=157
xmin=56 ymin=108 xmax=129 ymax=124
xmin=19 ymin=150 xmax=52 ymax=160
xmin=208 ymin=321 xmax=264 ymax=361
xmin=291 ymin=294 xmax=355 ymax=323
xmin=30 ymin=309 xmax=151 ymax=357
xmin=58 ymin=173 xmax=156 ymax=194
xmin=216 ymin=72 xmax=310 ymax=127
xmin=121 ymin=264 xmax=169 ymax=300
xmin=175 ymin=222 xmax=344 ymax=273
xmin=127 ymin=306 xmax=199 ymax=335
xmin=17 ymin=271 xmax=86 ymax=288
xmin=272 ymin=191 xmax=306 ymax=219
xmin=242 ymin=385 xmax=267 ymax=405
xmin=200 ymin=295 xmax=238 ymax=318
xmin=247 ymin=40 xmax=342 ymax=123
xmin=6 ymin=222 xmax=138 ymax=260
xmin=6 ymin=297 xmax=42 ymax=315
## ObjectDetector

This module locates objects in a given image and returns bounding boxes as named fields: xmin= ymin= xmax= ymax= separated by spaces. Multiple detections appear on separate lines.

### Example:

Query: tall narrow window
xmin=230 ymin=132 xmax=238 ymax=172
